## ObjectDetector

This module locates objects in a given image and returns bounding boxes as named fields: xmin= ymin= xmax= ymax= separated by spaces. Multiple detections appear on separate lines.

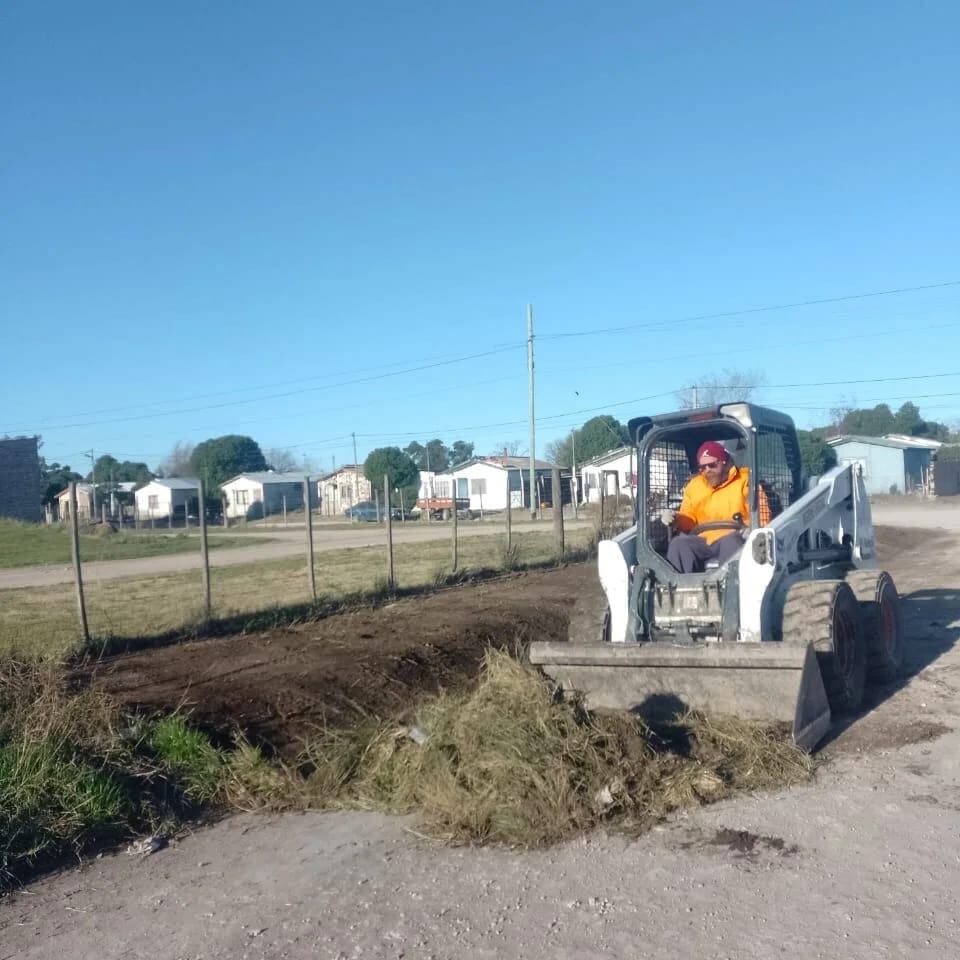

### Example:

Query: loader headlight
xmin=752 ymin=531 xmax=775 ymax=565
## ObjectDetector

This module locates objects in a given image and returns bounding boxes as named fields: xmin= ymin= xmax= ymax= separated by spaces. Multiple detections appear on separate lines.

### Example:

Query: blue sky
xmin=3 ymin=1 xmax=958 ymax=473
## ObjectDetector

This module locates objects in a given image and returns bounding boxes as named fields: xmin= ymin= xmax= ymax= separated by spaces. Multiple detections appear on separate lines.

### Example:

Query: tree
xmin=839 ymin=404 xmax=894 ymax=436
xmin=938 ymin=445 xmax=960 ymax=462
xmin=494 ymin=440 xmax=524 ymax=457
xmin=404 ymin=439 xmax=449 ymax=472
xmin=364 ymin=447 xmax=420 ymax=508
xmin=161 ymin=441 xmax=195 ymax=477
xmin=797 ymin=430 xmax=838 ymax=477
xmin=676 ymin=369 xmax=764 ymax=409
xmin=39 ymin=460 xmax=81 ymax=506
xmin=266 ymin=447 xmax=299 ymax=473
xmin=449 ymin=440 xmax=474 ymax=466
xmin=544 ymin=434 xmax=573 ymax=468
xmin=576 ymin=416 xmax=629 ymax=463
xmin=190 ymin=435 xmax=267 ymax=491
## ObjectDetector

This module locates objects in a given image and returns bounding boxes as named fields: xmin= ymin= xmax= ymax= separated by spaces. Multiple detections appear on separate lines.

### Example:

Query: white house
xmin=579 ymin=447 xmax=636 ymax=504
xmin=221 ymin=472 xmax=318 ymax=520
xmin=135 ymin=478 xmax=199 ymax=521
xmin=55 ymin=482 xmax=96 ymax=521
xmin=442 ymin=457 xmax=564 ymax=512
xmin=317 ymin=465 xmax=372 ymax=517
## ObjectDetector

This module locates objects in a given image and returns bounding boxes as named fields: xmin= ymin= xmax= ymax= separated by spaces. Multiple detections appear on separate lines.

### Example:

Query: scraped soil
xmin=80 ymin=525 xmax=956 ymax=760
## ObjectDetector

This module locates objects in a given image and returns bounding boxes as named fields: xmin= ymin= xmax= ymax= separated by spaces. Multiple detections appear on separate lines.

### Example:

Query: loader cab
xmin=629 ymin=403 xmax=803 ymax=577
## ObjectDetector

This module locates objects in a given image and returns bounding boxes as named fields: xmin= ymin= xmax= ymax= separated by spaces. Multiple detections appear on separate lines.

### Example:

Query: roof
xmin=55 ymin=483 xmax=95 ymax=499
xmin=827 ymin=435 xmax=938 ymax=451
xmin=141 ymin=477 xmax=200 ymax=490
xmin=317 ymin=465 xmax=363 ymax=481
xmin=883 ymin=434 xmax=943 ymax=449
xmin=579 ymin=446 xmax=632 ymax=468
xmin=448 ymin=456 xmax=558 ymax=473
xmin=222 ymin=471 xmax=311 ymax=487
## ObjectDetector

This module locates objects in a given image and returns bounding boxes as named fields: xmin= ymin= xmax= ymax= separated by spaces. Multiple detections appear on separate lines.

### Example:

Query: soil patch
xmin=680 ymin=827 xmax=799 ymax=859
xmin=81 ymin=565 xmax=601 ymax=759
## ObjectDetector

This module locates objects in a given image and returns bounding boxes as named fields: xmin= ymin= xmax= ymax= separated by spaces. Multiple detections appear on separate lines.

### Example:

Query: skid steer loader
xmin=529 ymin=403 xmax=905 ymax=749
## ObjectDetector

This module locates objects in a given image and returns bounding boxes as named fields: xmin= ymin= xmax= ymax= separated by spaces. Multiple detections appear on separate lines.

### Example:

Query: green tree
xmin=797 ymin=430 xmax=838 ymax=477
xmin=839 ymin=404 xmax=894 ymax=436
xmin=937 ymin=445 xmax=960 ymax=462
xmin=405 ymin=439 xmax=449 ymax=472
xmin=364 ymin=447 xmax=420 ymax=507
xmin=449 ymin=440 xmax=474 ymax=466
xmin=190 ymin=435 xmax=267 ymax=491
xmin=39 ymin=460 xmax=82 ymax=506
xmin=576 ymin=415 xmax=629 ymax=463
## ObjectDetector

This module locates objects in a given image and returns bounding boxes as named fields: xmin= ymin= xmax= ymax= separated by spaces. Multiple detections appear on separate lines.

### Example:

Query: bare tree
xmin=160 ymin=441 xmax=194 ymax=477
xmin=676 ymin=369 xmax=765 ymax=409
xmin=494 ymin=440 xmax=525 ymax=457
xmin=266 ymin=447 xmax=299 ymax=472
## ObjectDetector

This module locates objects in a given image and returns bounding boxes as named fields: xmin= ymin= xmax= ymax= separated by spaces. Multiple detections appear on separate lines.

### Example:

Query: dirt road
xmin=0 ymin=519 xmax=588 ymax=591
xmin=3 ymin=519 xmax=959 ymax=958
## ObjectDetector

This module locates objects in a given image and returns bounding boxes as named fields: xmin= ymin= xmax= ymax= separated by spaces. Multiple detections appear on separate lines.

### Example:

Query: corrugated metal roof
xmin=828 ymin=435 xmax=935 ymax=451
xmin=579 ymin=446 xmax=632 ymax=468
xmin=144 ymin=477 xmax=200 ymax=489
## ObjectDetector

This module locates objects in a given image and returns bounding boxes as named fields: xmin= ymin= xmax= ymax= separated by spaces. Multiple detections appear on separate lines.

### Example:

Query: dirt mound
xmin=82 ymin=565 xmax=599 ymax=758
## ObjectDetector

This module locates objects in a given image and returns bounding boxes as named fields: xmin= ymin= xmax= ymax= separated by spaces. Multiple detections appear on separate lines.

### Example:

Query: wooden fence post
xmin=69 ymin=482 xmax=90 ymax=644
xmin=552 ymin=468 xmax=564 ymax=556
xmin=451 ymin=482 xmax=459 ymax=571
xmin=304 ymin=476 xmax=316 ymax=601
xmin=198 ymin=480 xmax=211 ymax=620
xmin=505 ymin=474 xmax=512 ymax=552
xmin=384 ymin=475 xmax=394 ymax=588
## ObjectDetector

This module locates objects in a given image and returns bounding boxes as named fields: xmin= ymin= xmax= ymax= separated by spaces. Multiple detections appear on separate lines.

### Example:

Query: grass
xmin=0 ymin=527 xmax=591 ymax=659
xmin=0 ymin=519 xmax=256 ymax=568
xmin=0 ymin=649 xmax=813 ymax=886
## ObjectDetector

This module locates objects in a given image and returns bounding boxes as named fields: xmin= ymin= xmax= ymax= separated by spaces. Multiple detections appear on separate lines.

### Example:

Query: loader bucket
xmin=527 ymin=641 xmax=831 ymax=751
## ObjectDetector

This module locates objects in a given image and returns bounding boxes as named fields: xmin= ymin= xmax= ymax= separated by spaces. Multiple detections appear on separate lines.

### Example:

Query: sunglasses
xmin=698 ymin=460 xmax=723 ymax=471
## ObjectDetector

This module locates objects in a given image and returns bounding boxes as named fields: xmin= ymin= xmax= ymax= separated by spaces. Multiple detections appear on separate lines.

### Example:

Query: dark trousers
xmin=666 ymin=531 xmax=743 ymax=573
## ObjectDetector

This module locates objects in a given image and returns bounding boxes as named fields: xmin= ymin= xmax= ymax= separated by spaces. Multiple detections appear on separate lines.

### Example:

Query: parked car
xmin=344 ymin=501 xmax=380 ymax=521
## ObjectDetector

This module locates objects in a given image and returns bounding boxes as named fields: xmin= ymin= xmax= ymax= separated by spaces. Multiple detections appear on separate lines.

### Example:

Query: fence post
xmin=282 ymin=495 xmax=287 ymax=527
xmin=505 ymin=474 xmax=512 ymax=552
xmin=198 ymin=480 xmax=211 ymax=620
xmin=304 ymin=476 xmax=316 ymax=601
xmin=69 ymin=482 xmax=90 ymax=644
xmin=451 ymin=483 xmax=459 ymax=571
xmin=384 ymin=475 xmax=394 ymax=588
xmin=552 ymin=468 xmax=564 ymax=556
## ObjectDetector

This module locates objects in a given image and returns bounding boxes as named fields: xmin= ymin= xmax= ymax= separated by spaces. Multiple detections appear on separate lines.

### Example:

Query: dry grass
xmin=300 ymin=650 xmax=812 ymax=845
xmin=0 ymin=529 xmax=589 ymax=659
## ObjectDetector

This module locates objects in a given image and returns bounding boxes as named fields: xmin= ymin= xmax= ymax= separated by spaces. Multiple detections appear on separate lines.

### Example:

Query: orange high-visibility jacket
xmin=675 ymin=465 xmax=770 ymax=544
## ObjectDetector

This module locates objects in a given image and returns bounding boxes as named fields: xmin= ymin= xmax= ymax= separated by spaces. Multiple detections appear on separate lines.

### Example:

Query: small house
xmin=55 ymin=482 xmax=96 ymax=522
xmin=442 ymin=457 xmax=566 ymax=513
xmin=134 ymin=478 xmax=199 ymax=522
xmin=827 ymin=435 xmax=939 ymax=495
xmin=221 ymin=472 xmax=318 ymax=520
xmin=579 ymin=447 xmax=637 ymax=504
xmin=317 ymin=466 xmax=372 ymax=516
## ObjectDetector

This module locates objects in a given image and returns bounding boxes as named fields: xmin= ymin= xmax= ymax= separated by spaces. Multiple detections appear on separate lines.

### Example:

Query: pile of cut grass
xmin=301 ymin=650 xmax=813 ymax=845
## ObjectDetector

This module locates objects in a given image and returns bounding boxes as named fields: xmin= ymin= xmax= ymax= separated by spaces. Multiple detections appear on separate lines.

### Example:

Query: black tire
xmin=846 ymin=570 xmax=905 ymax=683
xmin=782 ymin=580 xmax=866 ymax=713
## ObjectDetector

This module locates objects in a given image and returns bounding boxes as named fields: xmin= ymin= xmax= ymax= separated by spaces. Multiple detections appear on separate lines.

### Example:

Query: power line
xmin=538 ymin=280 xmax=960 ymax=341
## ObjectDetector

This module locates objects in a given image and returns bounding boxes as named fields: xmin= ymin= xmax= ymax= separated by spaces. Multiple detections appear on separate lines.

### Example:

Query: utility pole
xmin=692 ymin=384 xmax=699 ymax=407
xmin=527 ymin=303 xmax=536 ymax=520
xmin=352 ymin=432 xmax=360 ymax=515
xmin=571 ymin=429 xmax=578 ymax=519
xmin=86 ymin=449 xmax=98 ymax=518
xmin=425 ymin=442 xmax=432 ymax=524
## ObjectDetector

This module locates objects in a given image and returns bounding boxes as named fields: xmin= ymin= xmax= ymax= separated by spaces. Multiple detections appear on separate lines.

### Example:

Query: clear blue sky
xmin=4 ymin=1 xmax=959 ymax=473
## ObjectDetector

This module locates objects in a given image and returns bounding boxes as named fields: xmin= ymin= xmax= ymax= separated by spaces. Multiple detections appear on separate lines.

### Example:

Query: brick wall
xmin=0 ymin=437 xmax=41 ymax=522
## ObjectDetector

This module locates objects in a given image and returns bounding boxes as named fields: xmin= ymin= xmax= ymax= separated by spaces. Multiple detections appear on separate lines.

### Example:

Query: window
xmin=470 ymin=478 xmax=487 ymax=495
xmin=456 ymin=478 xmax=469 ymax=498
xmin=235 ymin=490 xmax=249 ymax=506
xmin=148 ymin=495 xmax=158 ymax=510
xmin=341 ymin=484 xmax=352 ymax=503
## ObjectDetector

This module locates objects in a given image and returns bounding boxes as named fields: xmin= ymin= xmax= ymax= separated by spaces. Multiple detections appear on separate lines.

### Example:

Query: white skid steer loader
xmin=529 ymin=403 xmax=905 ymax=749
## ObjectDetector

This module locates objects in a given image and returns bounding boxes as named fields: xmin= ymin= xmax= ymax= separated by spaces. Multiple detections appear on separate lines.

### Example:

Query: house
xmin=441 ymin=456 xmax=567 ymax=512
xmin=55 ymin=482 xmax=96 ymax=522
xmin=0 ymin=436 xmax=41 ymax=522
xmin=579 ymin=446 xmax=637 ymax=504
xmin=827 ymin=436 xmax=939 ymax=495
xmin=134 ymin=477 xmax=199 ymax=521
xmin=317 ymin=465 xmax=372 ymax=517
xmin=221 ymin=472 xmax=318 ymax=520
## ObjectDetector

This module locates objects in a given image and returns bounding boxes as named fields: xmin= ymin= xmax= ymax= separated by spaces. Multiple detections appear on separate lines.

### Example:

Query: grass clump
xmin=148 ymin=716 xmax=224 ymax=804
xmin=301 ymin=650 xmax=812 ymax=845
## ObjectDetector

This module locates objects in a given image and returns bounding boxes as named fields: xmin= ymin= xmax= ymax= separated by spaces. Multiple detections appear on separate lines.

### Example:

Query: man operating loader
xmin=660 ymin=440 xmax=770 ymax=573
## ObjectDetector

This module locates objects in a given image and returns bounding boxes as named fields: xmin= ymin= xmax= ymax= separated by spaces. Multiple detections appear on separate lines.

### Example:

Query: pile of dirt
xmin=81 ymin=565 xmax=600 ymax=758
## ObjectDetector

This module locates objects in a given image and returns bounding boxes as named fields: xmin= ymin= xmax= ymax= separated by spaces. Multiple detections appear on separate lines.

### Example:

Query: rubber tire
xmin=846 ymin=570 xmax=905 ymax=683
xmin=782 ymin=580 xmax=866 ymax=714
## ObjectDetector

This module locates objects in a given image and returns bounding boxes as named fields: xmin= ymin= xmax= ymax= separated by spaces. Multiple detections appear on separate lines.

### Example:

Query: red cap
xmin=696 ymin=441 xmax=728 ymax=464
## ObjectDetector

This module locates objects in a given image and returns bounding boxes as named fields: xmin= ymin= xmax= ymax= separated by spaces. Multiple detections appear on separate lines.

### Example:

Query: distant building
xmin=578 ymin=446 xmax=637 ymax=504
xmin=317 ymin=466 xmax=372 ymax=516
xmin=221 ymin=472 xmax=317 ymax=520
xmin=441 ymin=456 xmax=566 ymax=512
xmin=134 ymin=477 xmax=200 ymax=521
xmin=0 ymin=437 xmax=41 ymax=522
xmin=827 ymin=435 xmax=939 ymax=495
xmin=54 ymin=482 xmax=96 ymax=522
